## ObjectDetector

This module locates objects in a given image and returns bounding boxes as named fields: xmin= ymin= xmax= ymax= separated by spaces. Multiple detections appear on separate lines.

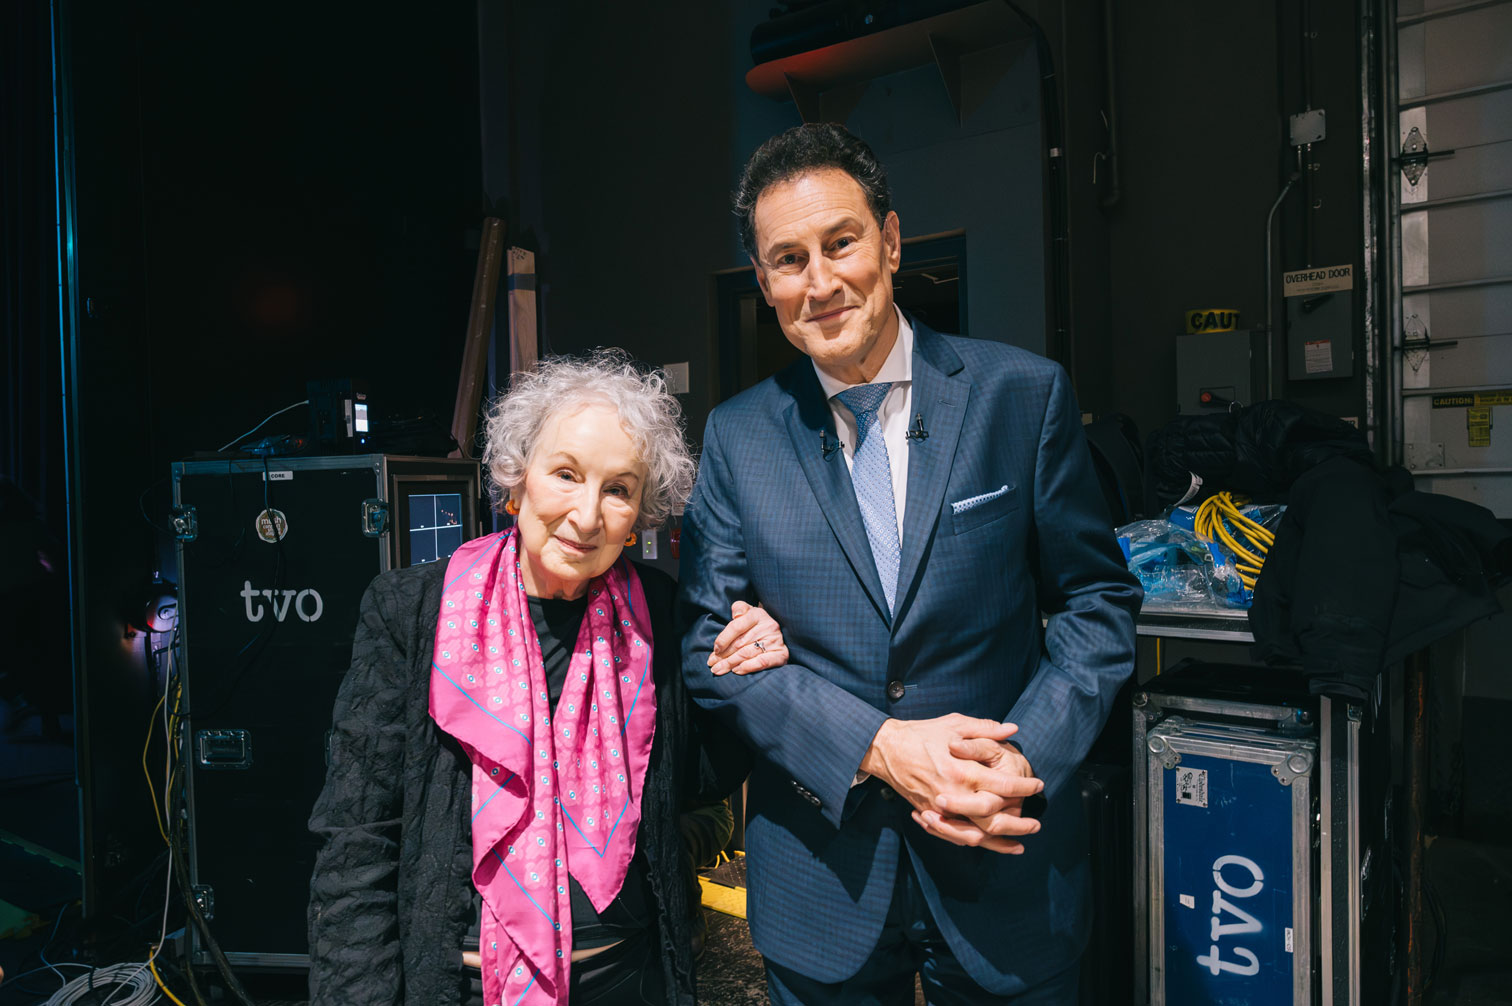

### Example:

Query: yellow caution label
xmin=1469 ymin=426 xmax=1492 ymax=448
xmin=1467 ymin=407 xmax=1491 ymax=425
xmin=1432 ymin=390 xmax=1512 ymax=409
xmin=1185 ymin=309 xmax=1240 ymax=334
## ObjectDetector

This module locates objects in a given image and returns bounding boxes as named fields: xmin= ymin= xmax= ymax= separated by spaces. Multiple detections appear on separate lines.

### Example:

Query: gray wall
xmin=483 ymin=1 xmax=1047 ymax=447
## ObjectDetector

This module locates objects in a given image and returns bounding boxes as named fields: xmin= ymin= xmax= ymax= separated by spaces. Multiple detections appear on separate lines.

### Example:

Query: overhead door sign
xmin=1185 ymin=309 xmax=1240 ymax=334
xmin=1283 ymin=264 xmax=1353 ymax=297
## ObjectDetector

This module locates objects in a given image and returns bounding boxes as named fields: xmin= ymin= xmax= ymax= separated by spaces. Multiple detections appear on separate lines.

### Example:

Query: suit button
xmin=886 ymin=680 xmax=905 ymax=701
xmin=880 ymin=787 xmax=896 ymax=801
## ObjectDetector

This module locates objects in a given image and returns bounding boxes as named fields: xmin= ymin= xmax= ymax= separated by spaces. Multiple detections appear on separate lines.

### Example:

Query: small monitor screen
xmin=407 ymin=490 xmax=465 ymax=565
xmin=353 ymin=402 xmax=369 ymax=433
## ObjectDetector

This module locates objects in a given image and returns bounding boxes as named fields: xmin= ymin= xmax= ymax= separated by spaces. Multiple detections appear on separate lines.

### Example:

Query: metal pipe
xmin=1265 ymin=172 xmax=1302 ymax=400
xmin=1385 ymin=0 xmax=1406 ymax=465
xmin=1099 ymin=0 xmax=1121 ymax=209
xmin=1405 ymin=649 xmax=1428 ymax=1006
xmin=1362 ymin=0 xmax=1381 ymax=455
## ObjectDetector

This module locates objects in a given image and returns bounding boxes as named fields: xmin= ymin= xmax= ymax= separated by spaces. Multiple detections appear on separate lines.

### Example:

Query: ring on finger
xmin=753 ymin=639 xmax=766 ymax=652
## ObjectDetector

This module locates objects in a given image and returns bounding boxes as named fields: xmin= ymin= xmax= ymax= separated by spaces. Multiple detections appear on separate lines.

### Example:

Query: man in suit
xmin=678 ymin=123 xmax=1141 ymax=1003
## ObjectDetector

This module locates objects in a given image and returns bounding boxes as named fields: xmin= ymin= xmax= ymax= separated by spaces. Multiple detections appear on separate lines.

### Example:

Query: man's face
xmin=751 ymin=168 xmax=901 ymax=385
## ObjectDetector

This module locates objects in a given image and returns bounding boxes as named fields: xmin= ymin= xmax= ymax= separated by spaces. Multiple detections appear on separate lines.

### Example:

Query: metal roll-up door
xmin=1392 ymin=0 xmax=1512 ymax=515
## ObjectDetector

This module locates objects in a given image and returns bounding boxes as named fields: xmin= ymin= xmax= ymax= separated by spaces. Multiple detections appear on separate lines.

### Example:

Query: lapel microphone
xmin=820 ymin=429 xmax=845 ymax=459
xmin=905 ymin=412 xmax=929 ymax=441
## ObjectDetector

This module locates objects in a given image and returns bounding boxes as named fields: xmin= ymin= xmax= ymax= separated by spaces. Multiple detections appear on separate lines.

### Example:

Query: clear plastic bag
xmin=1118 ymin=503 xmax=1287 ymax=613
xmin=1115 ymin=519 xmax=1228 ymax=612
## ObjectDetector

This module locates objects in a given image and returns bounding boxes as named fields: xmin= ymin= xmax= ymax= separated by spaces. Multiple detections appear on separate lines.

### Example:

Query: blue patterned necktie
xmin=836 ymin=383 xmax=900 ymax=613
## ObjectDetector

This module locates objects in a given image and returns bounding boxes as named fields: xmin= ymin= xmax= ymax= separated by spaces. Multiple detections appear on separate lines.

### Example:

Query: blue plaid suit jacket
xmin=677 ymin=320 xmax=1141 ymax=992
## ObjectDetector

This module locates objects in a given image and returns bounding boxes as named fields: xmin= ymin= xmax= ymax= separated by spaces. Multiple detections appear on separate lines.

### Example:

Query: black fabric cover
xmin=307 ymin=558 xmax=749 ymax=1006
xmin=1145 ymin=401 xmax=1373 ymax=509
xmin=1141 ymin=402 xmax=1512 ymax=700
xmin=1250 ymin=462 xmax=1512 ymax=700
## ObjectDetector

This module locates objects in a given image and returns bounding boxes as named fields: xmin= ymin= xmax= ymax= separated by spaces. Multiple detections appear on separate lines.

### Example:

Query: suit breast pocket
xmin=948 ymin=485 xmax=1020 ymax=536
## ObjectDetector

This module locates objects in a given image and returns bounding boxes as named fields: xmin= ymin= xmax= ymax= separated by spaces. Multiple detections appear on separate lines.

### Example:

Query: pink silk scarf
xmin=429 ymin=530 xmax=657 ymax=1006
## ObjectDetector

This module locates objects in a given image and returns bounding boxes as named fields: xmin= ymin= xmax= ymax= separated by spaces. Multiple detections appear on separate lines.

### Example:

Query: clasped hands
xmin=861 ymin=713 xmax=1042 ymax=855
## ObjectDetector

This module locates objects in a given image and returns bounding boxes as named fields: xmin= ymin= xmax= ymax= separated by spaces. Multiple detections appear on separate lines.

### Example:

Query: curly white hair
xmin=481 ymin=349 xmax=695 ymax=531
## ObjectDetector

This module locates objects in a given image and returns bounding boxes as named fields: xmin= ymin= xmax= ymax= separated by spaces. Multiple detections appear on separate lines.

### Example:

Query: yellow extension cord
xmin=1194 ymin=492 xmax=1275 ymax=590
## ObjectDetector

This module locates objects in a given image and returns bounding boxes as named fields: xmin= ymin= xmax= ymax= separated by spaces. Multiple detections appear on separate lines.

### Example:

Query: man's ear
xmin=752 ymin=257 xmax=775 ymax=306
xmin=882 ymin=211 xmax=902 ymax=275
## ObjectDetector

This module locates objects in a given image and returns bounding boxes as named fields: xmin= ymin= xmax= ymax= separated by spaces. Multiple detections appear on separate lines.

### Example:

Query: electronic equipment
xmin=307 ymin=378 xmax=371 ymax=451
xmin=171 ymin=454 xmax=480 ymax=969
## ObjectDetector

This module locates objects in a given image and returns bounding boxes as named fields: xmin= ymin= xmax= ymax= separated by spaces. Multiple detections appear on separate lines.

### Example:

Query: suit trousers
xmin=763 ymin=852 xmax=1081 ymax=1006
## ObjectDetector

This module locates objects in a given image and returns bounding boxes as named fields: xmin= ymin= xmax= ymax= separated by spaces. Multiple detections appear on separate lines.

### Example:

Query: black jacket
xmin=307 ymin=558 xmax=746 ymax=1006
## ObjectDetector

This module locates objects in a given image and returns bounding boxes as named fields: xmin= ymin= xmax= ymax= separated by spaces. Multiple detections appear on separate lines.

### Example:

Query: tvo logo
xmin=241 ymin=581 xmax=324 ymax=623
xmin=1196 ymin=854 xmax=1266 ymax=977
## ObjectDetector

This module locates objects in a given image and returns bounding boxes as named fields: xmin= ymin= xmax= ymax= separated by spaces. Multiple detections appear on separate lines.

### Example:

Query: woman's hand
xmin=707 ymin=600 xmax=789 ymax=676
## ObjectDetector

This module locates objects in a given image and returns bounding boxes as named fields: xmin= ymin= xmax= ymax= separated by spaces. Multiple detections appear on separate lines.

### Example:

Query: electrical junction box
xmin=1176 ymin=330 xmax=1257 ymax=415
xmin=1283 ymin=264 xmax=1355 ymax=381
xmin=1286 ymin=289 xmax=1355 ymax=381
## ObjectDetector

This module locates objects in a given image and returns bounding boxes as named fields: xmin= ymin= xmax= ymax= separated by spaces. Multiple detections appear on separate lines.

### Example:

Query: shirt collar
xmin=812 ymin=306 xmax=914 ymax=401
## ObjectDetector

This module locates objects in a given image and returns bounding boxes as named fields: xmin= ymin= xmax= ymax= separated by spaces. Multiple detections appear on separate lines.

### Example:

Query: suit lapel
xmin=779 ymin=362 xmax=893 ymax=626
xmin=896 ymin=325 xmax=969 ymax=622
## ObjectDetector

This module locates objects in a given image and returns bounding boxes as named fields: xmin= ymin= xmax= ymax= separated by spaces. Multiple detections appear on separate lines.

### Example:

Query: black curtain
xmin=2 ymin=0 xmax=66 ymax=528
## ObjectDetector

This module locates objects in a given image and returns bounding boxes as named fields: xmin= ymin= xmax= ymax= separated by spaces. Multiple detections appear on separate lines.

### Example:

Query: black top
xmin=463 ymin=593 xmax=655 ymax=957
xmin=308 ymin=558 xmax=751 ymax=1006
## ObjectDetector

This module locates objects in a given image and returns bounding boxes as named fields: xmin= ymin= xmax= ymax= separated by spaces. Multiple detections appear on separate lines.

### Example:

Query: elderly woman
xmin=308 ymin=352 xmax=785 ymax=1006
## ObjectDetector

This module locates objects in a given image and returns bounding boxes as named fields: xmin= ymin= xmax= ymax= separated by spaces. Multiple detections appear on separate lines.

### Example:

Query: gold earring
xmin=504 ymin=499 xmax=520 ymax=516
xmin=623 ymin=532 xmax=637 ymax=547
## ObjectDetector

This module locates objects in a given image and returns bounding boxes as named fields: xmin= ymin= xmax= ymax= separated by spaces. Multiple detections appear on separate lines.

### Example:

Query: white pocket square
xmin=951 ymin=485 xmax=1010 ymax=515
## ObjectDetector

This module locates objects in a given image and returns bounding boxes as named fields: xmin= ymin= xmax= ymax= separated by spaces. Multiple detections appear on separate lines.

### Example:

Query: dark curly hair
xmin=733 ymin=122 xmax=892 ymax=260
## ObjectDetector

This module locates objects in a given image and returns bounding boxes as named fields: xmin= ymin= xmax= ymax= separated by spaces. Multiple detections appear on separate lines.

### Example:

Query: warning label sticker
xmin=1432 ymin=390 xmax=1512 ymax=409
xmin=1185 ymin=309 xmax=1240 ymax=334
xmin=1175 ymin=766 xmax=1208 ymax=808
xmin=1304 ymin=340 xmax=1334 ymax=374
xmin=1283 ymin=264 xmax=1353 ymax=297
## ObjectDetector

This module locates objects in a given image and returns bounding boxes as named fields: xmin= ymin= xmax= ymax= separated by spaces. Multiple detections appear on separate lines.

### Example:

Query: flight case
xmin=172 ymin=454 xmax=481 ymax=968
xmin=1133 ymin=664 xmax=1386 ymax=1006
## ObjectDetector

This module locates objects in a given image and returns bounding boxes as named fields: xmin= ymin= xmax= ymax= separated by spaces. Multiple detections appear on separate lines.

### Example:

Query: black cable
xmin=162 ymin=642 xmax=247 ymax=1006
xmin=136 ymin=476 xmax=175 ymax=535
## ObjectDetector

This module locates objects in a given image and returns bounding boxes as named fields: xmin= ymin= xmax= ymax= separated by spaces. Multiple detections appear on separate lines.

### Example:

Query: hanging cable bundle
xmin=1194 ymin=492 xmax=1276 ymax=590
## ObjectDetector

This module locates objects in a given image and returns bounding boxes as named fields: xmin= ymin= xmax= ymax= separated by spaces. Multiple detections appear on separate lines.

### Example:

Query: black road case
xmin=173 ymin=454 xmax=481 ymax=968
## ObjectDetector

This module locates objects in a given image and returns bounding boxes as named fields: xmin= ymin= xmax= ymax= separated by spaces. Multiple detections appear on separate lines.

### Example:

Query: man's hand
xmin=707 ymin=600 xmax=790 ymax=675
xmin=860 ymin=714 xmax=1043 ymax=854
xmin=912 ymin=735 xmax=1037 ymax=851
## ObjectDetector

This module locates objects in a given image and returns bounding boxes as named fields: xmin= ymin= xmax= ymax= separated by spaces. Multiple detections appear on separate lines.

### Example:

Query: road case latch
xmin=196 ymin=728 xmax=252 ymax=770
xmin=361 ymin=498 xmax=390 ymax=537
xmin=170 ymin=504 xmax=199 ymax=541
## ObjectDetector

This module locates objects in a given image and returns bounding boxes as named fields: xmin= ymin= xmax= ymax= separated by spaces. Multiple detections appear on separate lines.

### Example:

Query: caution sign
xmin=1185 ymin=309 xmax=1240 ymax=334
xmin=1283 ymin=264 xmax=1353 ymax=297
xmin=1468 ymin=405 xmax=1493 ymax=448
xmin=1432 ymin=390 xmax=1512 ymax=409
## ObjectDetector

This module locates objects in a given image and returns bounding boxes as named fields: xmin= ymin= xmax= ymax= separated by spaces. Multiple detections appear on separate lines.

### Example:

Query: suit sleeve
xmin=678 ymin=410 xmax=888 ymax=829
xmin=1003 ymin=365 xmax=1142 ymax=801
xmin=307 ymin=576 xmax=410 ymax=1006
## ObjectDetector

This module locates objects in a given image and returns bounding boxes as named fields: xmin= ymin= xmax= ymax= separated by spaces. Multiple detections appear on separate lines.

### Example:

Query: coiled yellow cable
xmin=1194 ymin=492 xmax=1275 ymax=590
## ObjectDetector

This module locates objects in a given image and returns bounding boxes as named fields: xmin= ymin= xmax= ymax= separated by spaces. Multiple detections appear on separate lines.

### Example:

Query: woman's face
xmin=513 ymin=403 xmax=647 ymax=600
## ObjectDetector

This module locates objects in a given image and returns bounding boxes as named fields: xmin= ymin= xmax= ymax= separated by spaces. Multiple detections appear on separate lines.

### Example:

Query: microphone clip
xmin=820 ymin=429 xmax=845 ymax=459
xmin=905 ymin=412 xmax=929 ymax=441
